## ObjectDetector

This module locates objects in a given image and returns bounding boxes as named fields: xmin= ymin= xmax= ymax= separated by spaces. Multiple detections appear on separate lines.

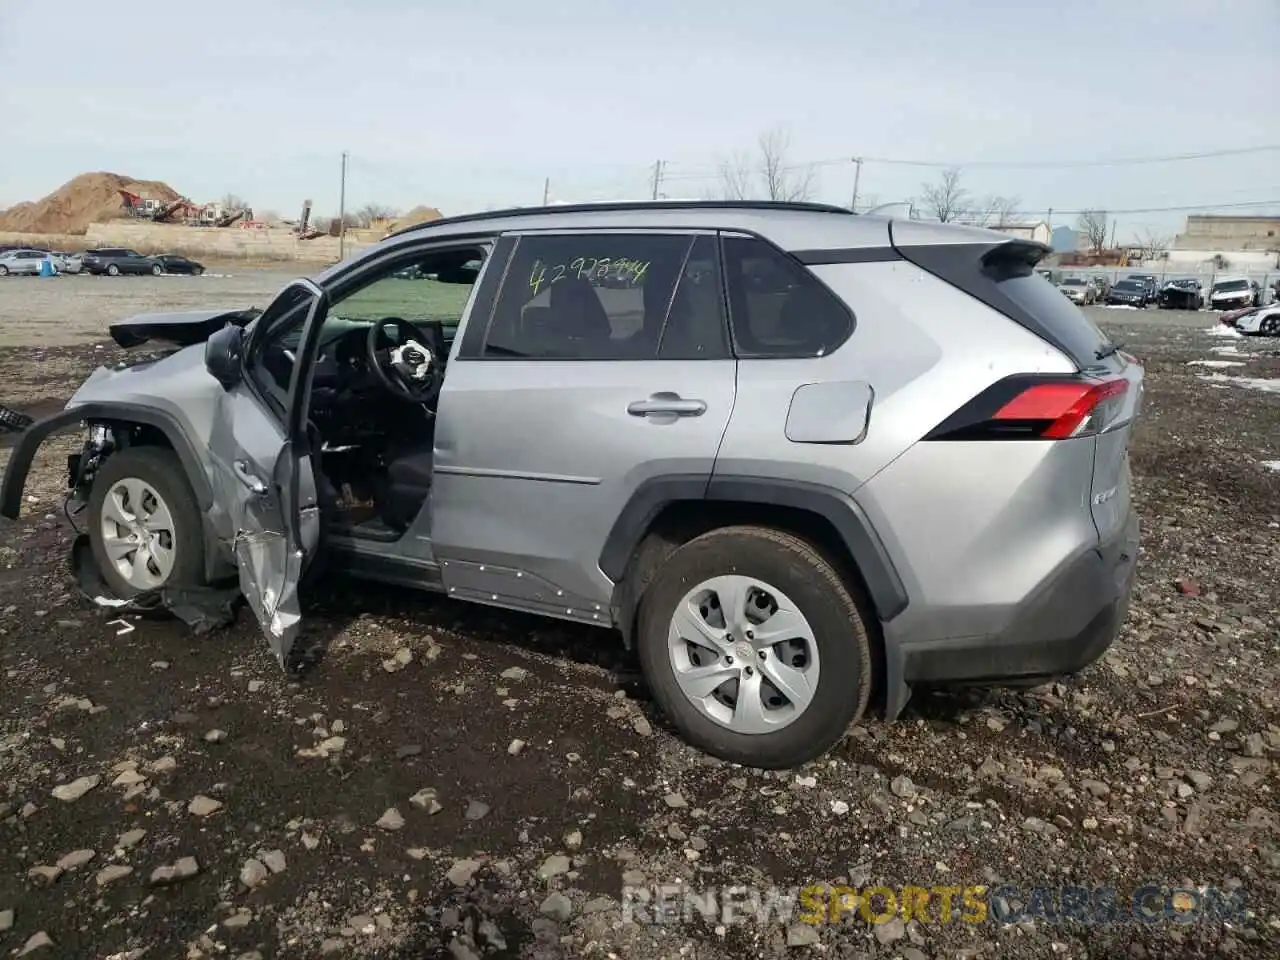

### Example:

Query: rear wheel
xmin=151 ymin=263 xmax=163 ymax=276
xmin=636 ymin=525 xmax=872 ymax=768
xmin=0 ymin=265 xmax=7 ymax=276
xmin=88 ymin=447 xmax=205 ymax=598
xmin=1262 ymin=316 xmax=1280 ymax=336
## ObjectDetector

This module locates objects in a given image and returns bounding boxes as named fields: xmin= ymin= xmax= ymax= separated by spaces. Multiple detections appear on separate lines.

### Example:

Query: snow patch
xmin=1197 ymin=374 xmax=1280 ymax=394
xmin=1187 ymin=360 xmax=1245 ymax=368
xmin=1261 ymin=461 xmax=1280 ymax=473
xmin=1104 ymin=305 xmax=1139 ymax=311
xmin=1204 ymin=324 xmax=1244 ymax=339
xmin=1210 ymin=345 xmax=1247 ymax=356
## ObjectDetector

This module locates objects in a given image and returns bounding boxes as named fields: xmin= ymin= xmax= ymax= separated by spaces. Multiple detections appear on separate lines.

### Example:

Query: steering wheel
xmin=365 ymin=317 xmax=440 ymax=404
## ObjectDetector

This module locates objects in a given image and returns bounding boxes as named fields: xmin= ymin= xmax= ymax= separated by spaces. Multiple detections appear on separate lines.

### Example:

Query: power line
xmin=661 ymin=144 xmax=1280 ymax=180
xmin=990 ymin=199 xmax=1280 ymax=217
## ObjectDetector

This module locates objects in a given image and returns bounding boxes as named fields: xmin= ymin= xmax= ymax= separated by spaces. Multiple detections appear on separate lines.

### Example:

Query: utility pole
xmin=542 ymin=177 xmax=550 ymax=205
xmin=650 ymin=160 xmax=665 ymax=201
xmin=1047 ymin=207 xmax=1053 ymax=231
xmin=1110 ymin=219 xmax=1117 ymax=250
xmin=849 ymin=157 xmax=863 ymax=212
xmin=338 ymin=151 xmax=349 ymax=260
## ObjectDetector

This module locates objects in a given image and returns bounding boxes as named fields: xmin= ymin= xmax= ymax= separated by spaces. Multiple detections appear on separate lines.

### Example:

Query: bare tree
xmin=973 ymin=194 xmax=1021 ymax=228
xmin=717 ymin=151 xmax=754 ymax=200
xmin=355 ymin=203 xmax=398 ymax=228
xmin=717 ymin=127 xmax=815 ymax=202
xmin=1134 ymin=229 xmax=1170 ymax=262
xmin=919 ymin=168 xmax=969 ymax=222
xmin=220 ymin=193 xmax=249 ymax=212
xmin=1076 ymin=209 xmax=1109 ymax=254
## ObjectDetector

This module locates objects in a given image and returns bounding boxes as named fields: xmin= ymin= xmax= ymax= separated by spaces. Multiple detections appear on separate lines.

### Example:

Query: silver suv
xmin=0 ymin=201 xmax=1143 ymax=769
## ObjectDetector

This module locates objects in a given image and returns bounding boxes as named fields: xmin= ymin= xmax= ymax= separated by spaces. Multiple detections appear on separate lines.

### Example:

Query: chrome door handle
xmin=233 ymin=460 xmax=268 ymax=495
xmin=627 ymin=394 xmax=707 ymax=417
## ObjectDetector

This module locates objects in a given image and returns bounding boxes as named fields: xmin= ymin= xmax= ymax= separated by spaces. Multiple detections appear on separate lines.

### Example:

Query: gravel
xmin=0 ymin=298 xmax=1276 ymax=957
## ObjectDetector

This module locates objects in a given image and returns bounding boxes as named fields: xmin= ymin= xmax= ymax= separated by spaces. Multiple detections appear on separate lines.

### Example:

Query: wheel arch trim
xmin=599 ymin=473 xmax=909 ymax=625
xmin=1 ymin=402 xmax=214 ymax=521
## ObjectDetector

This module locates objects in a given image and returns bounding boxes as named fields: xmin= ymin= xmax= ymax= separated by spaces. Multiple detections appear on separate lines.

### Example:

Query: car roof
xmin=322 ymin=200 xmax=1024 ymax=285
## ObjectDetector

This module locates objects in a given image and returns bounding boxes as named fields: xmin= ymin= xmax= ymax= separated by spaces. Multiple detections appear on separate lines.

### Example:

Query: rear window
xmin=897 ymin=240 xmax=1110 ymax=369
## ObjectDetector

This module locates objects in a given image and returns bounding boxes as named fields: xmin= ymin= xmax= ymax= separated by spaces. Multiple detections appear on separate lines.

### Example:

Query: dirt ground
xmin=0 ymin=274 xmax=1277 ymax=960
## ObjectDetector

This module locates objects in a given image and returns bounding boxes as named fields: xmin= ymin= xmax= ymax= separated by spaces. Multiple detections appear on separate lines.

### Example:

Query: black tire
xmin=1262 ymin=316 xmax=1280 ymax=337
xmin=636 ymin=525 xmax=872 ymax=769
xmin=106 ymin=263 xmax=120 ymax=276
xmin=87 ymin=446 xmax=205 ymax=598
xmin=151 ymin=263 xmax=163 ymax=276
xmin=0 ymin=265 xmax=8 ymax=276
xmin=193 ymin=266 xmax=204 ymax=276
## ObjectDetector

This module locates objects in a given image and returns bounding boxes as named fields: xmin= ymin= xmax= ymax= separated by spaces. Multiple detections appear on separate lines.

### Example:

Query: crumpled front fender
xmin=1 ymin=399 xmax=215 ymax=519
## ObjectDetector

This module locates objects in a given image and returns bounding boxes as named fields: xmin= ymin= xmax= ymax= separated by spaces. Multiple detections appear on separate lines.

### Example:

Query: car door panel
xmin=432 ymin=359 xmax=735 ymax=613
xmin=206 ymin=281 xmax=326 ymax=664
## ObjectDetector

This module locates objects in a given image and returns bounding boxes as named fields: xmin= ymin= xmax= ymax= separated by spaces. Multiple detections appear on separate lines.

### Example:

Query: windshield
xmin=1114 ymin=280 xmax=1142 ymax=291
xmin=1061 ymin=278 xmax=1084 ymax=286
xmin=1212 ymin=280 xmax=1249 ymax=293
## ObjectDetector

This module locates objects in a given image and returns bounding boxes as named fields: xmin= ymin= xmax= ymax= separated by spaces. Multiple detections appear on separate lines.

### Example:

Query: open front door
xmin=207 ymin=279 xmax=328 ymax=666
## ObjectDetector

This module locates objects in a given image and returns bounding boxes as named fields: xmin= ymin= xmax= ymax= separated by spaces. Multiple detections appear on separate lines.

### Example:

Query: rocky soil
xmin=0 ymin=309 xmax=1277 ymax=959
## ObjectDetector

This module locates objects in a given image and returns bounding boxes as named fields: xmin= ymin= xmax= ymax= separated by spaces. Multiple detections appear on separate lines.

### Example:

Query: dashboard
xmin=261 ymin=316 xmax=452 ymax=446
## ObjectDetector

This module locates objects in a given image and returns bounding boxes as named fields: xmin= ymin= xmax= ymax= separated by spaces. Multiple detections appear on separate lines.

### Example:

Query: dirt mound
xmin=0 ymin=172 xmax=182 ymax=235
xmin=390 ymin=205 xmax=444 ymax=230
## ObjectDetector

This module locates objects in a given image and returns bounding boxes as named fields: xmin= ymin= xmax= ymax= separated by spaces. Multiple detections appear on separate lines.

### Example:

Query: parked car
xmin=0 ymin=200 xmax=1143 ymax=769
xmin=1234 ymin=305 xmax=1280 ymax=337
xmin=154 ymin=255 xmax=206 ymax=276
xmin=51 ymin=251 xmax=83 ymax=274
xmin=1125 ymin=274 xmax=1159 ymax=305
xmin=1158 ymin=278 xmax=1204 ymax=310
xmin=82 ymin=248 xmax=162 ymax=276
xmin=1057 ymin=276 xmax=1097 ymax=305
xmin=0 ymin=249 xmax=54 ymax=276
xmin=1105 ymin=278 xmax=1149 ymax=307
xmin=1208 ymin=276 xmax=1261 ymax=312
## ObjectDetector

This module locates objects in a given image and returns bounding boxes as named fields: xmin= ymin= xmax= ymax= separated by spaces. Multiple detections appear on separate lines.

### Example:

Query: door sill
xmin=327 ymin=516 xmax=403 ymax=543
xmin=327 ymin=536 xmax=444 ymax=591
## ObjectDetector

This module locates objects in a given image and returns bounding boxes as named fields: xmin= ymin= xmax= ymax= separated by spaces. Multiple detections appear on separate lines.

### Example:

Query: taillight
xmin=925 ymin=375 xmax=1129 ymax=441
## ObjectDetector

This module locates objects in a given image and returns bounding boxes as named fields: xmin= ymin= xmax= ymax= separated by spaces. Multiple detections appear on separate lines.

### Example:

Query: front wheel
xmin=106 ymin=264 xmax=120 ymax=276
xmin=151 ymin=263 xmax=163 ymax=276
xmin=636 ymin=526 xmax=872 ymax=768
xmin=1262 ymin=316 xmax=1280 ymax=337
xmin=87 ymin=447 xmax=206 ymax=598
xmin=0 ymin=265 xmax=8 ymax=276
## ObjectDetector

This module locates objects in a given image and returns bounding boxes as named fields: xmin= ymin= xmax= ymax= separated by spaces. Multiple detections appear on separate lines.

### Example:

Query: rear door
xmin=431 ymin=229 xmax=736 ymax=615
xmin=207 ymin=280 xmax=327 ymax=664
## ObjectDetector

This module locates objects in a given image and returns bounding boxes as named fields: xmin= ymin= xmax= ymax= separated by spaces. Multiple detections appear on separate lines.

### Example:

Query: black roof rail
xmin=386 ymin=199 xmax=855 ymax=240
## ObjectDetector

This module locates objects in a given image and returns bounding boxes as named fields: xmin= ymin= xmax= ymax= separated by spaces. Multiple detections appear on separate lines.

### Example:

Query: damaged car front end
xmin=1 ymin=307 xmax=264 ymax=637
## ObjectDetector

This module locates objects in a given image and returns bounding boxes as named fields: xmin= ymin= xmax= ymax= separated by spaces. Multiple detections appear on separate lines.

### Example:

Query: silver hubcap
xmin=99 ymin=477 xmax=176 ymax=590
xmin=667 ymin=575 xmax=820 ymax=735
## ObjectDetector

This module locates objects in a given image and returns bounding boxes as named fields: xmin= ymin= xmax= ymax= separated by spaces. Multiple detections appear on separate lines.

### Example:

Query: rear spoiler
xmin=980 ymin=239 xmax=1051 ymax=280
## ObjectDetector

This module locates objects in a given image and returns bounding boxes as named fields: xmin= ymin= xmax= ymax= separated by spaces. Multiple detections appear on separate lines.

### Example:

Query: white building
xmin=989 ymin=221 xmax=1052 ymax=245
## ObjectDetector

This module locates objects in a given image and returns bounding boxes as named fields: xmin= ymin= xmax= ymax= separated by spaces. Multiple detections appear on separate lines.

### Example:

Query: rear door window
xmin=482 ymin=233 xmax=729 ymax=360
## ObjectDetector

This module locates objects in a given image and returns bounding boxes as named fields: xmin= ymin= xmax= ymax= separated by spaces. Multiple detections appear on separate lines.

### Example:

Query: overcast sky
xmin=1 ymin=0 xmax=1276 ymax=240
